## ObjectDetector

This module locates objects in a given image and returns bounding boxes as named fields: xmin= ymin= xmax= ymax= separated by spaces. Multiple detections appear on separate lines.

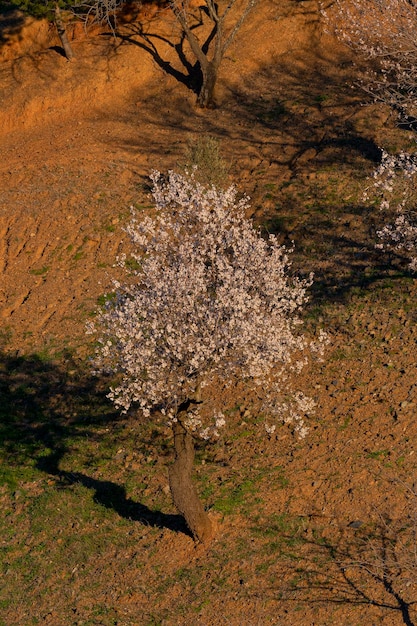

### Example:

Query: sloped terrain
xmin=1 ymin=1 xmax=417 ymax=625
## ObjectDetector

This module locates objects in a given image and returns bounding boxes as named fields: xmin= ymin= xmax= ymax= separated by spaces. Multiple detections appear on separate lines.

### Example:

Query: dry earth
xmin=1 ymin=1 xmax=417 ymax=625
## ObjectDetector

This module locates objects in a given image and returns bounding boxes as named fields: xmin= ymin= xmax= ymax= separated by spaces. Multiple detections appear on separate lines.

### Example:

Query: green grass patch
xmin=29 ymin=266 xmax=49 ymax=276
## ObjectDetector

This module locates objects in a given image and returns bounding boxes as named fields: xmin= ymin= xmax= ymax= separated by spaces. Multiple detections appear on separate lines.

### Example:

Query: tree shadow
xmin=48 ymin=44 xmax=69 ymax=59
xmin=37 ymin=449 xmax=191 ymax=534
xmin=218 ymin=57 xmax=416 ymax=302
xmin=0 ymin=350 xmax=189 ymax=536
xmin=115 ymin=26 xmax=201 ymax=96
xmin=267 ymin=208 xmax=415 ymax=306
xmin=0 ymin=3 xmax=24 ymax=43
xmin=0 ymin=3 xmax=26 ymax=58
xmin=112 ymin=2 xmax=218 ymax=101
xmin=258 ymin=516 xmax=417 ymax=625
xmin=102 ymin=46 xmax=379 ymax=170
xmin=225 ymin=54 xmax=383 ymax=166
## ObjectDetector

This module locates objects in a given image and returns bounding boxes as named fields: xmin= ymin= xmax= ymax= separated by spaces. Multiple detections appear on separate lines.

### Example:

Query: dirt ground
xmin=1 ymin=1 xmax=417 ymax=625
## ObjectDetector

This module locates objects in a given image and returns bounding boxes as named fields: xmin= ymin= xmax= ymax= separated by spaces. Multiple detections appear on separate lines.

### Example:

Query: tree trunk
xmin=54 ymin=3 xmax=75 ymax=61
xmin=168 ymin=417 xmax=213 ymax=544
xmin=197 ymin=61 xmax=218 ymax=109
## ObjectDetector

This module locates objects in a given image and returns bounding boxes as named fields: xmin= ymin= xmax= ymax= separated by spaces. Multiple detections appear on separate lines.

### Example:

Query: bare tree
xmin=170 ymin=0 xmax=258 ymax=107
xmin=14 ymin=0 xmax=124 ymax=61
xmin=73 ymin=0 xmax=123 ymax=34
xmin=54 ymin=2 xmax=75 ymax=60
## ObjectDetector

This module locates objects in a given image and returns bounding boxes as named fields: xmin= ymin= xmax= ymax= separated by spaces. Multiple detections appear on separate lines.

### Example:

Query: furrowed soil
xmin=1 ymin=1 xmax=417 ymax=625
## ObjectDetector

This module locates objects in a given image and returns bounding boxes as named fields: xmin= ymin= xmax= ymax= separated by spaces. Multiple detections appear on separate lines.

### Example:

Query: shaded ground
xmin=1 ymin=1 xmax=417 ymax=625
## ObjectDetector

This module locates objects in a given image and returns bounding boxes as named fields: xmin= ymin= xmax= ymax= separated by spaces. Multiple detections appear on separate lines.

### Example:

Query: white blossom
xmin=91 ymin=171 xmax=324 ymax=439
xmin=364 ymin=148 xmax=417 ymax=270
xmin=323 ymin=0 xmax=417 ymax=119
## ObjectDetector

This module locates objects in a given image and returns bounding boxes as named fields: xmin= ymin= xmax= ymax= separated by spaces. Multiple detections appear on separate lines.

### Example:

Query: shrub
xmin=182 ymin=135 xmax=230 ymax=188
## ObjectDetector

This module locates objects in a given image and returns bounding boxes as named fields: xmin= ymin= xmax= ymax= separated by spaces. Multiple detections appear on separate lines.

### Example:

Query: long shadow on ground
xmin=254 ymin=517 xmax=417 ymax=626
xmin=0 ymin=351 xmax=188 ymax=535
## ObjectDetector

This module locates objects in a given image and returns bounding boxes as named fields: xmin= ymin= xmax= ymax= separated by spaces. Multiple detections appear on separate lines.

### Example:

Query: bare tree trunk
xmin=170 ymin=0 xmax=258 ymax=108
xmin=197 ymin=60 xmax=218 ymax=108
xmin=168 ymin=417 xmax=213 ymax=544
xmin=54 ymin=3 xmax=75 ymax=61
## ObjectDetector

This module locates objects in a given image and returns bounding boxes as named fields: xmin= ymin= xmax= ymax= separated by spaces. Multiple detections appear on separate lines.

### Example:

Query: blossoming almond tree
xmin=323 ymin=1 xmax=417 ymax=268
xmin=364 ymin=149 xmax=417 ymax=270
xmin=91 ymin=171 xmax=325 ymax=543
xmin=323 ymin=0 xmax=417 ymax=119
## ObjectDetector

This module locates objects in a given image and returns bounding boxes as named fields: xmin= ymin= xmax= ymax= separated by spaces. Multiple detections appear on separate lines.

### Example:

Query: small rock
xmin=348 ymin=520 xmax=364 ymax=529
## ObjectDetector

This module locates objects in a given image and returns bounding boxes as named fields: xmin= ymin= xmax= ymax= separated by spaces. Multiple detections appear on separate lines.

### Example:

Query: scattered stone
xmin=348 ymin=520 xmax=364 ymax=529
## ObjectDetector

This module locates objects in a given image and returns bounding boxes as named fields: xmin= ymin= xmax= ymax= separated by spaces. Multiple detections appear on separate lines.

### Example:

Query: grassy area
xmin=2 ymin=165 xmax=417 ymax=623
xmin=2 ymin=275 xmax=417 ymax=624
